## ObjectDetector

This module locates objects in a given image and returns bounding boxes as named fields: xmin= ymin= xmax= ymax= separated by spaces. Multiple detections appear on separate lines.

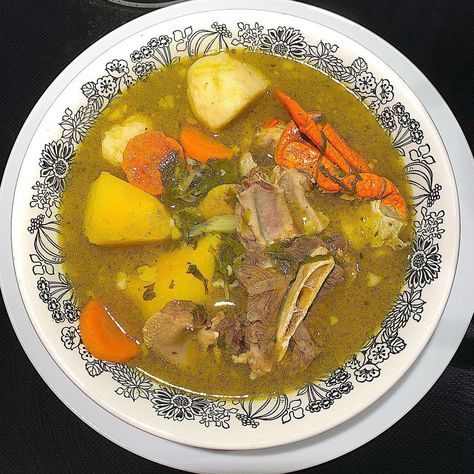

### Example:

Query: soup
xmin=60 ymin=50 xmax=412 ymax=397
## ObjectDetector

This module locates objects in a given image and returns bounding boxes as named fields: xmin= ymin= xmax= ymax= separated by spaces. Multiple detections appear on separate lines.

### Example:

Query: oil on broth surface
xmin=60 ymin=51 xmax=411 ymax=397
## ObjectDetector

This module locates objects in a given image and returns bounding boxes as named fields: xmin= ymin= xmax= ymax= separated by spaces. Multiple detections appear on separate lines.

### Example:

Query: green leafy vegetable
xmin=186 ymin=263 xmax=208 ymax=294
xmin=214 ymin=236 xmax=245 ymax=298
xmin=188 ymin=215 xmax=237 ymax=238
xmin=267 ymin=241 xmax=298 ymax=276
xmin=172 ymin=207 xmax=205 ymax=242
xmin=186 ymin=159 xmax=240 ymax=199
xmin=161 ymin=158 xmax=240 ymax=212
xmin=143 ymin=283 xmax=157 ymax=301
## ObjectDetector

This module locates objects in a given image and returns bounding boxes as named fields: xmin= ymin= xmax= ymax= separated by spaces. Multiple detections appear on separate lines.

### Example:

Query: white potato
xmin=101 ymin=115 xmax=152 ymax=166
xmin=187 ymin=52 xmax=269 ymax=130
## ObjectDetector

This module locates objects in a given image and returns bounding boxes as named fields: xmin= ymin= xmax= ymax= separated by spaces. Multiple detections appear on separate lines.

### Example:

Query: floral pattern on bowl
xmin=13 ymin=12 xmax=456 ymax=449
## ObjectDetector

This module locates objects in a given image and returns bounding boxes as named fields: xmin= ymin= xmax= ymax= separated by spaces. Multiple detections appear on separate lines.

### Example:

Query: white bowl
xmin=0 ymin=0 xmax=462 ymax=451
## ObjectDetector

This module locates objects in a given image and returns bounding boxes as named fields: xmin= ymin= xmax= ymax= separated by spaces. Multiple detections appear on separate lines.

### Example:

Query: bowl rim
xmin=1 ymin=0 xmax=473 ymax=460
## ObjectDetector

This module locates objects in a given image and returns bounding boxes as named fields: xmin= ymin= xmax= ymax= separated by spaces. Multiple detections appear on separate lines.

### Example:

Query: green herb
xmin=161 ymin=159 xmax=240 ymax=212
xmin=169 ymin=279 xmax=175 ymax=289
xmin=186 ymin=159 xmax=240 ymax=199
xmin=188 ymin=215 xmax=237 ymax=238
xmin=214 ymin=236 xmax=245 ymax=298
xmin=159 ymin=151 xmax=179 ymax=188
xmin=186 ymin=262 xmax=208 ymax=294
xmin=267 ymin=241 xmax=298 ymax=276
xmin=173 ymin=207 xmax=205 ymax=242
xmin=143 ymin=283 xmax=157 ymax=301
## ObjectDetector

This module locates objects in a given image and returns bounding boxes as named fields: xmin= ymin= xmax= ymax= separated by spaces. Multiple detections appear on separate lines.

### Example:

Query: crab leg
xmin=320 ymin=122 xmax=371 ymax=172
xmin=275 ymin=88 xmax=371 ymax=173
xmin=280 ymin=141 xmax=343 ymax=192
xmin=340 ymin=173 xmax=407 ymax=219
xmin=280 ymin=141 xmax=407 ymax=219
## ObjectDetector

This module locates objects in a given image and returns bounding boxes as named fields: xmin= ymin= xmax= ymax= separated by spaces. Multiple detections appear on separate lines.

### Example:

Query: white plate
xmin=1 ymin=0 xmax=473 ymax=470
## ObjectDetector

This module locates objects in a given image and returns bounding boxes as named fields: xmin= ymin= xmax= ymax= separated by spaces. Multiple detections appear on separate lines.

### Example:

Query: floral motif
xmin=30 ymin=181 xmax=61 ymax=218
xmin=60 ymin=106 xmax=96 ymax=144
xmin=173 ymin=27 xmax=193 ymax=52
xmin=106 ymin=59 xmax=129 ymax=78
xmin=306 ymin=41 xmax=346 ymax=77
xmin=61 ymin=326 xmax=80 ymax=350
xmin=367 ymin=342 xmax=391 ymax=364
xmin=354 ymin=70 xmax=376 ymax=94
xmin=231 ymin=22 xmax=264 ymax=50
xmin=406 ymin=160 xmax=442 ymax=208
xmin=260 ymin=27 xmax=307 ymax=59
xmin=39 ymin=140 xmax=74 ymax=193
xmin=200 ymin=401 xmax=235 ymax=429
xmin=78 ymin=343 xmax=95 ymax=362
xmin=26 ymin=21 xmax=446 ymax=429
xmin=383 ymin=289 xmax=426 ymax=331
xmin=151 ymin=387 xmax=208 ymax=421
xmin=325 ymin=368 xmax=350 ymax=386
xmin=354 ymin=364 xmax=380 ymax=383
xmin=376 ymin=78 xmax=394 ymax=104
xmin=414 ymin=207 xmax=445 ymax=240
xmin=409 ymin=143 xmax=435 ymax=165
xmin=406 ymin=235 xmax=442 ymax=288
xmin=379 ymin=102 xmax=425 ymax=154
xmin=109 ymin=365 xmax=153 ymax=401
xmin=132 ymin=62 xmax=156 ymax=78
xmin=62 ymin=299 xmax=79 ymax=323
xmin=95 ymin=75 xmax=117 ymax=98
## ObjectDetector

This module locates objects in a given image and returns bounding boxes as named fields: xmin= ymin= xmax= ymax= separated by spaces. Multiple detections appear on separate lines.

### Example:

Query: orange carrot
xmin=122 ymin=130 xmax=183 ymax=196
xmin=80 ymin=299 xmax=140 ymax=363
xmin=180 ymin=126 xmax=233 ymax=163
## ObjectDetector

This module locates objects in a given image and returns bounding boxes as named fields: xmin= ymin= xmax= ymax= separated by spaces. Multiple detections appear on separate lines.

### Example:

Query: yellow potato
xmin=187 ymin=52 xmax=269 ymax=130
xmin=84 ymin=172 xmax=180 ymax=246
xmin=125 ymin=234 xmax=221 ymax=318
xmin=197 ymin=184 xmax=236 ymax=219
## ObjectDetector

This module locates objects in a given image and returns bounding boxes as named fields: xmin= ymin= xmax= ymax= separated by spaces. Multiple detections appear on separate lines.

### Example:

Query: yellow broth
xmin=60 ymin=51 xmax=411 ymax=397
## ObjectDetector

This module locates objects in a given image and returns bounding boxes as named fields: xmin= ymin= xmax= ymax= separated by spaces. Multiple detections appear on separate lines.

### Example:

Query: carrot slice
xmin=80 ymin=299 xmax=140 ymax=363
xmin=180 ymin=126 xmax=233 ymax=163
xmin=122 ymin=130 xmax=183 ymax=196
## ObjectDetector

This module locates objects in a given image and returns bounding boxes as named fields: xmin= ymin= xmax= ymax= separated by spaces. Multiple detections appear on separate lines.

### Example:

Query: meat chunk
xmin=323 ymin=232 xmax=346 ymax=254
xmin=287 ymin=322 xmax=320 ymax=373
xmin=247 ymin=288 xmax=286 ymax=323
xmin=237 ymin=265 xmax=288 ymax=323
xmin=233 ymin=264 xmax=289 ymax=378
xmin=235 ymin=204 xmax=270 ymax=267
xmin=211 ymin=310 xmax=244 ymax=355
xmin=237 ymin=265 xmax=287 ymax=296
xmin=286 ymin=235 xmax=324 ymax=262
xmin=275 ymin=168 xmax=329 ymax=235
xmin=236 ymin=180 xmax=299 ymax=245
xmin=143 ymin=300 xmax=216 ymax=365
xmin=318 ymin=263 xmax=345 ymax=299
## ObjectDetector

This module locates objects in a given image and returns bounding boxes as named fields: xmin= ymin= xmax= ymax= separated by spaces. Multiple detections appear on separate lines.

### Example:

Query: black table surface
xmin=1 ymin=0 xmax=473 ymax=472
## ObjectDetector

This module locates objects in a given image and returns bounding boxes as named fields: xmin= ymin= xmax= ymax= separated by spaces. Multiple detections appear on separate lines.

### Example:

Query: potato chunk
xmin=125 ymin=234 xmax=221 ymax=318
xmin=187 ymin=52 xmax=269 ymax=130
xmin=84 ymin=172 xmax=180 ymax=246
xmin=197 ymin=184 xmax=236 ymax=219
xmin=102 ymin=115 xmax=152 ymax=166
